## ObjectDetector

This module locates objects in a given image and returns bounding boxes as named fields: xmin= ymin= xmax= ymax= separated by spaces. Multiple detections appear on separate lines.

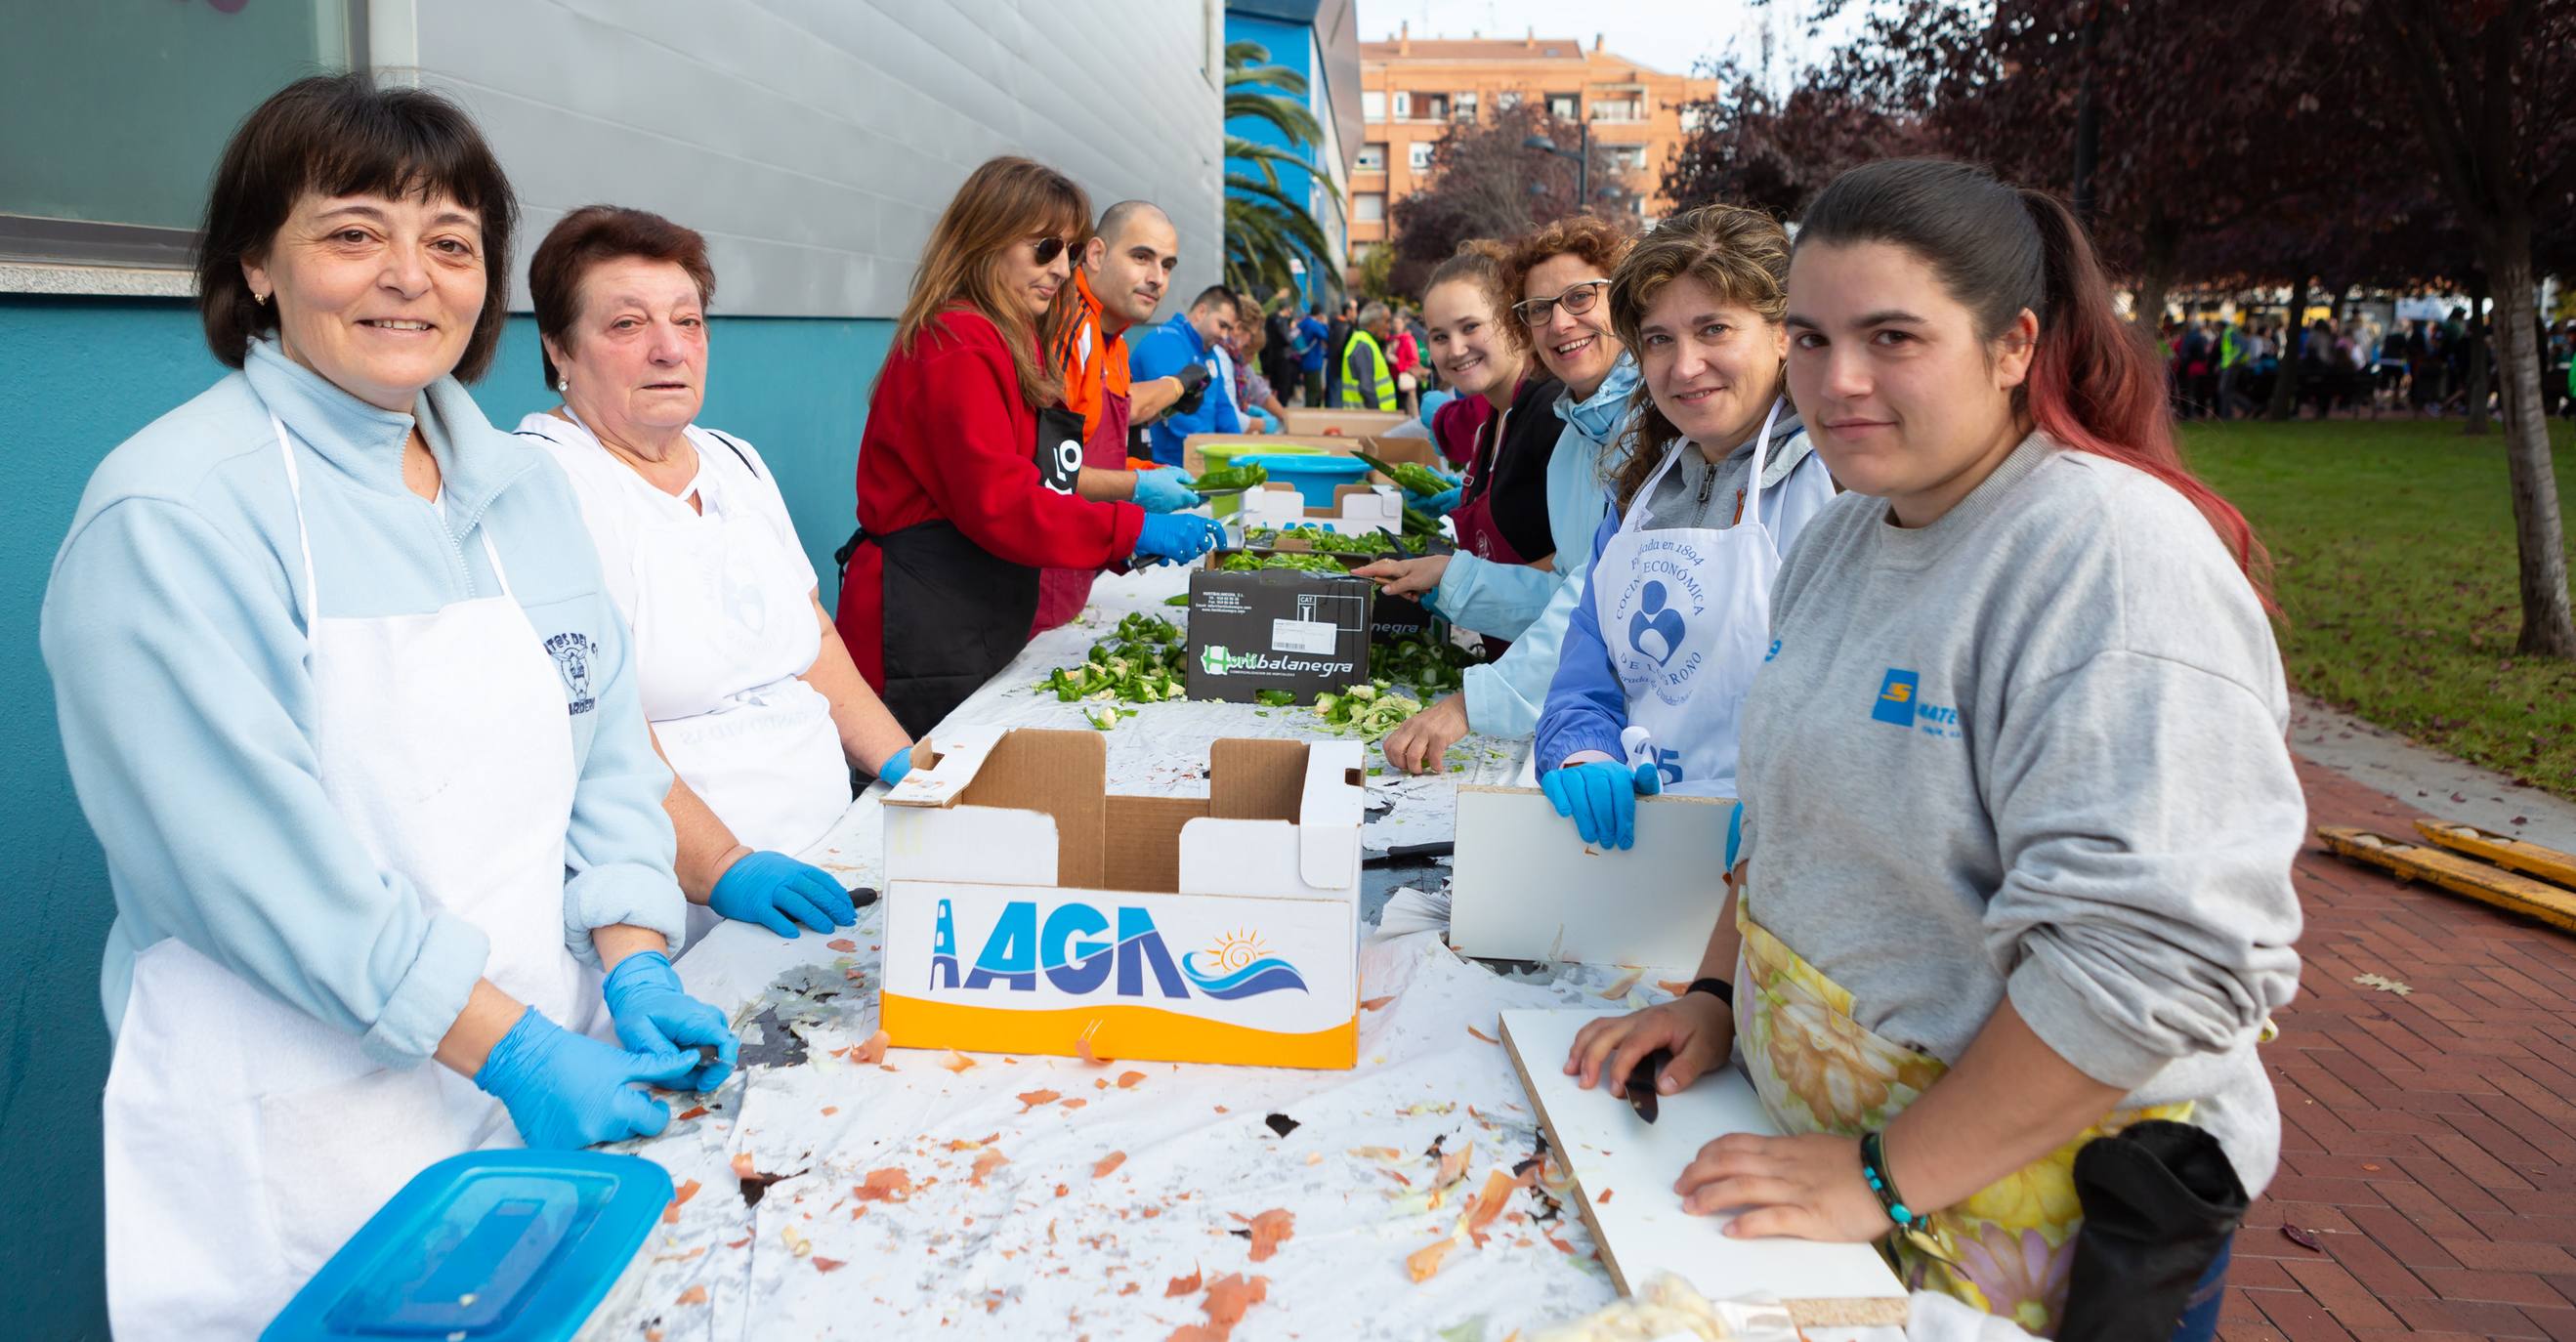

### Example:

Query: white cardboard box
xmin=1237 ymin=482 xmax=1404 ymax=534
xmin=879 ymin=728 xmax=1365 ymax=1069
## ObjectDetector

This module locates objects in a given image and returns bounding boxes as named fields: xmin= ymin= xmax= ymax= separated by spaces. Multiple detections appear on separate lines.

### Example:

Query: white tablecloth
xmin=575 ymin=565 xmax=1908 ymax=1342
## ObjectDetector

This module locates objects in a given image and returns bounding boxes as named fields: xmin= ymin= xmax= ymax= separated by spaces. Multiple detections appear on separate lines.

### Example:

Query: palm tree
xmin=1223 ymin=41 xmax=1340 ymax=296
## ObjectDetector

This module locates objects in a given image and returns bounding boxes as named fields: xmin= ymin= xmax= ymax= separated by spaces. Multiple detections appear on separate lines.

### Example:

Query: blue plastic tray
xmin=1236 ymin=453 xmax=1374 ymax=508
xmin=264 ymin=1150 xmax=672 ymax=1341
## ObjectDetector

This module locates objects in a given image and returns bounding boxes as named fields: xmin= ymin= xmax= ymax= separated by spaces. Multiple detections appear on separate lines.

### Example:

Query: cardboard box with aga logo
xmin=878 ymin=728 xmax=1363 ymax=1069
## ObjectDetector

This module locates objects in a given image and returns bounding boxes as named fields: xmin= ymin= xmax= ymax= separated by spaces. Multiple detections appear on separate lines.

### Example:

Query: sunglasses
xmin=1031 ymin=235 xmax=1078 ymax=265
xmin=1513 ymin=278 xmax=1611 ymax=326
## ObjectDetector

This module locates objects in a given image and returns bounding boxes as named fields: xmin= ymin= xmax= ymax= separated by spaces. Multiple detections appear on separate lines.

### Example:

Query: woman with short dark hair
xmin=516 ymin=204 xmax=914 ymax=944
xmin=42 ymin=75 xmax=734 ymax=1336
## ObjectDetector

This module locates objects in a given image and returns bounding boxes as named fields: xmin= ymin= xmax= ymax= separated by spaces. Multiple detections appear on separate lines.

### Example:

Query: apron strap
xmin=1739 ymin=397 xmax=1786 ymax=531
xmin=1623 ymin=428 xmax=1695 ymax=531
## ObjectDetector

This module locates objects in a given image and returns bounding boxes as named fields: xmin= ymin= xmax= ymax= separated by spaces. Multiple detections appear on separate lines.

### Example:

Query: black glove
xmin=1169 ymin=362 xmax=1210 ymax=415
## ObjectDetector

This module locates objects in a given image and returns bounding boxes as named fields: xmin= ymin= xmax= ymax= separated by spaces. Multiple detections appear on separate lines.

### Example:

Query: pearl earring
xmin=557 ymin=377 xmax=569 ymax=393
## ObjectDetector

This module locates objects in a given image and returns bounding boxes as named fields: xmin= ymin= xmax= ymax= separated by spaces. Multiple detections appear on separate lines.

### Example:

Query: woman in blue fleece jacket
xmin=41 ymin=76 xmax=734 ymax=1338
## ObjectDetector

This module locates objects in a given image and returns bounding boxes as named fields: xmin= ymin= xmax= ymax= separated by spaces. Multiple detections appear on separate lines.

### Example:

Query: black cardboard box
xmin=1217 ymin=536 xmax=1439 ymax=646
xmin=1183 ymin=567 xmax=1374 ymax=702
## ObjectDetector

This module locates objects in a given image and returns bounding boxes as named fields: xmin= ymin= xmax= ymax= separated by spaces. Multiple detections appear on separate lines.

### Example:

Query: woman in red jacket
xmin=835 ymin=157 xmax=1223 ymax=734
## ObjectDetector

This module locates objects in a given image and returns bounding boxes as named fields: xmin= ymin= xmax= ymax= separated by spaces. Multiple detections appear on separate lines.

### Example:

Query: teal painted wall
xmin=0 ymin=293 xmax=887 ymax=1340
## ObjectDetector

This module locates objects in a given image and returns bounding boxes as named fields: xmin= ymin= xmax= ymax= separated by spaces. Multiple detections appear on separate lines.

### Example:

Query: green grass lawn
xmin=2180 ymin=414 xmax=2576 ymax=798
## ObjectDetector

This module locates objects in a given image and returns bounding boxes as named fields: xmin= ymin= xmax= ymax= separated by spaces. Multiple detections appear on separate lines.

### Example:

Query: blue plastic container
xmin=1236 ymin=453 xmax=1373 ymax=509
xmin=263 ymin=1150 xmax=673 ymax=1342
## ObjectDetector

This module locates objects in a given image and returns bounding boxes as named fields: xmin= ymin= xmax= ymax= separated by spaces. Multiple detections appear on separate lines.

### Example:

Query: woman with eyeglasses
xmin=1355 ymin=216 xmax=1638 ymax=776
xmin=833 ymin=157 xmax=1225 ymax=736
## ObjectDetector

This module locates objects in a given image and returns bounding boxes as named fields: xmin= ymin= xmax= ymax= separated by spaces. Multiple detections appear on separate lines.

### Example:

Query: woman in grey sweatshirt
xmin=1564 ymin=161 xmax=2301 ymax=1340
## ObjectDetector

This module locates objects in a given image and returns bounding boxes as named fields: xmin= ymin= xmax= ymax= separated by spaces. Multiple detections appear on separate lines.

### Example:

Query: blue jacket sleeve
xmin=1133 ymin=331 xmax=1228 ymax=440
xmin=1460 ymin=540 xmax=1592 ymax=742
xmin=1534 ymin=510 xmax=1627 ymax=774
xmin=43 ymin=499 xmax=488 ymax=1069
xmin=539 ymin=504 xmax=688 ymax=965
xmin=1433 ymin=552 xmax=1560 ymax=640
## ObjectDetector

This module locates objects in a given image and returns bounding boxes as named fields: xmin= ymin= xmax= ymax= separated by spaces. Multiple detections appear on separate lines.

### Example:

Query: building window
xmin=1356 ymin=143 xmax=1387 ymax=172
xmin=1390 ymin=91 xmax=1412 ymax=119
xmin=1591 ymin=97 xmax=1645 ymax=122
xmin=1496 ymin=91 xmax=1523 ymax=111
xmin=3 ymin=1 xmax=355 ymax=269
xmin=1354 ymin=193 xmax=1386 ymax=223
xmin=1453 ymin=91 xmax=1478 ymax=122
xmin=1407 ymin=142 xmax=1434 ymax=173
xmin=1363 ymin=90 xmax=1386 ymax=120
xmin=1546 ymin=93 xmax=1580 ymax=120
xmin=1416 ymin=93 xmax=1448 ymax=120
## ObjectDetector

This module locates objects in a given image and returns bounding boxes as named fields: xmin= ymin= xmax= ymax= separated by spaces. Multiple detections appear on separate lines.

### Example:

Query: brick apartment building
xmin=1348 ymin=23 xmax=1719 ymax=271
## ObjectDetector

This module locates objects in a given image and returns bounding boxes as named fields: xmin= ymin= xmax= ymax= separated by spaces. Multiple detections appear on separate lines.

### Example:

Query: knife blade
xmin=1625 ymin=1047 xmax=1671 ymax=1124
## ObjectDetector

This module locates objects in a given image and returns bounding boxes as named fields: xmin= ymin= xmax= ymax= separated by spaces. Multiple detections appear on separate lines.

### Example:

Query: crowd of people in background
xmin=2159 ymin=306 xmax=2576 ymax=422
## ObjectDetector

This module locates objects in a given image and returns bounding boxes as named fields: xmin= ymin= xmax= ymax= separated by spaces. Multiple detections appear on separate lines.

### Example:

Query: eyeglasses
xmin=1513 ymin=278 xmax=1611 ymax=327
xmin=1032 ymin=235 xmax=1077 ymax=265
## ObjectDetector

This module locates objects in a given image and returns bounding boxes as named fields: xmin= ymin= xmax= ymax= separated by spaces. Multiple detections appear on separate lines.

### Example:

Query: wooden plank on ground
xmin=1498 ymin=1009 xmax=1910 ymax=1328
xmin=2317 ymin=826 xmax=2576 ymax=933
xmin=2414 ymin=819 xmax=2576 ymax=890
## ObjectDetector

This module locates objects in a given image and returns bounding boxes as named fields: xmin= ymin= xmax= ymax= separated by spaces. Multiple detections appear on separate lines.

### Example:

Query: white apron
xmin=613 ymin=426 xmax=848 ymax=871
xmin=1593 ymin=398 xmax=1786 ymax=798
xmin=101 ymin=416 xmax=585 ymax=1339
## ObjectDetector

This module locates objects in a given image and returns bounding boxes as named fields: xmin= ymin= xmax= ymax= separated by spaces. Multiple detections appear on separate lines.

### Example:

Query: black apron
xmin=839 ymin=403 xmax=1088 ymax=738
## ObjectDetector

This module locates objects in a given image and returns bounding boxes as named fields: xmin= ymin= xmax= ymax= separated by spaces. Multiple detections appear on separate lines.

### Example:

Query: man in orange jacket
xmin=1035 ymin=200 xmax=1203 ymax=632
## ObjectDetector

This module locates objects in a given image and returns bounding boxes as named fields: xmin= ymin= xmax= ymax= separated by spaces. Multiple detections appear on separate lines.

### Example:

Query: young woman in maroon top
xmin=1420 ymin=239 xmax=1563 ymax=653
xmin=834 ymin=157 xmax=1222 ymax=735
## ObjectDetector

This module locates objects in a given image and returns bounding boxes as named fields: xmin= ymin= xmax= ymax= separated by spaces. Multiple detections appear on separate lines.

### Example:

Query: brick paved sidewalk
xmin=2222 ymin=758 xmax=2576 ymax=1342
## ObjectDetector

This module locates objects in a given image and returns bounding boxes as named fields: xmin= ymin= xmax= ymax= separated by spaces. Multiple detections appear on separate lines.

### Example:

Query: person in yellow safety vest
xmin=1340 ymin=301 xmax=1399 ymax=410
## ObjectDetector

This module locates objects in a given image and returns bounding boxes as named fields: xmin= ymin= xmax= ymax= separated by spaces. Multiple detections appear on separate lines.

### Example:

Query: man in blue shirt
xmin=1130 ymin=286 xmax=1251 ymax=466
xmin=1294 ymin=304 xmax=1330 ymax=406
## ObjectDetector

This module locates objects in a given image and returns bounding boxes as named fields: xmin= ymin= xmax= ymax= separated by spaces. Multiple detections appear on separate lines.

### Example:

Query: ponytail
xmin=1797 ymin=160 xmax=2272 ymax=608
xmin=2015 ymin=189 xmax=2274 ymax=607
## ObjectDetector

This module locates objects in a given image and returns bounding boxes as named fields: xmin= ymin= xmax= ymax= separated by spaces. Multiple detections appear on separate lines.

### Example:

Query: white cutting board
xmin=1499 ymin=1009 xmax=1910 ymax=1328
xmin=1449 ymin=786 xmax=1734 ymax=967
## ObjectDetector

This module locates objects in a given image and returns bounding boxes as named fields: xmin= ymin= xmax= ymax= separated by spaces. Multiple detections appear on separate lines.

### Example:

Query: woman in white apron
xmin=41 ymin=78 xmax=734 ymax=1338
xmin=1534 ymin=205 xmax=1834 ymax=850
xmin=516 ymin=206 xmax=916 ymax=944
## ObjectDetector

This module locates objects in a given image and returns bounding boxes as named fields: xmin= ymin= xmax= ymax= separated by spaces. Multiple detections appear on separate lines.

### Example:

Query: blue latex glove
xmin=875 ymin=743 xmax=914 ymax=789
xmin=709 ymin=850 xmax=856 ymax=938
xmin=1131 ymin=513 xmax=1225 ymax=566
xmin=601 ymin=951 xmax=737 ymax=1091
xmin=474 ymin=1007 xmax=697 ymax=1150
xmin=1539 ymin=759 xmax=1664 ymax=851
xmin=1414 ymin=485 xmax=1462 ymax=517
xmin=1133 ymin=468 xmax=1200 ymax=514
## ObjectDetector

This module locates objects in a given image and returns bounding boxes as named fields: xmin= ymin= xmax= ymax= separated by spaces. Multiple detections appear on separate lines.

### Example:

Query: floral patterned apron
xmin=1733 ymin=898 xmax=2193 ymax=1337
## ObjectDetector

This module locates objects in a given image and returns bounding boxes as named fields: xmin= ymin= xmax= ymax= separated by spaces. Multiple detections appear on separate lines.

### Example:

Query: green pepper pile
xmin=1384 ymin=460 xmax=1455 ymax=497
xmin=1310 ymin=682 xmax=1425 ymax=739
xmin=1038 ymin=613 xmax=1189 ymax=726
xmin=1375 ymin=632 xmax=1484 ymax=696
xmin=1217 ymin=550 xmax=1348 ymax=574
xmin=1243 ymin=524 xmax=1422 ymax=558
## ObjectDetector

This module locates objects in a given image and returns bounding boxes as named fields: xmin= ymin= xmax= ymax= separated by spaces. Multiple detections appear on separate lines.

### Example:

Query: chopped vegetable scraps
xmin=662 ymin=1179 xmax=699 ymax=1224
xmin=1166 ymin=1267 xmax=1204 ymax=1297
xmin=852 ymin=1028 xmax=890 ymax=1064
xmin=1406 ymin=1237 xmax=1457 ymax=1282
xmin=812 ymin=1256 xmax=846 ymax=1274
xmin=970 ymin=1148 xmax=1010 ymax=1188
xmin=853 ymin=1168 xmax=913 ymax=1202
xmin=1117 ymin=1070 xmax=1147 ymax=1089
xmin=1093 ymin=1151 xmax=1127 ymax=1178
xmin=676 ymin=1284 xmax=708 ymax=1306
xmin=1310 ymin=681 xmax=1426 ymax=740
xmin=1038 ymin=613 xmax=1190 ymax=723
xmin=781 ymin=1225 xmax=812 ymax=1257
xmin=1360 ymin=995 xmax=1396 ymax=1011
xmin=941 ymin=1049 xmax=978 ymax=1073
xmin=1466 ymin=1023 xmax=1500 ymax=1045
xmin=1599 ymin=967 xmax=1645 ymax=1000
xmin=826 ymin=938 xmax=857 ymax=951
xmin=1244 ymin=1208 xmax=1295 ymax=1262
xmin=1016 ymin=1089 xmax=1062 ymax=1111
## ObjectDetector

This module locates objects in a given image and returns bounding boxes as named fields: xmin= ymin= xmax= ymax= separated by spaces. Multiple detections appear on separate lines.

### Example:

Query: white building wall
xmin=368 ymin=0 xmax=1225 ymax=318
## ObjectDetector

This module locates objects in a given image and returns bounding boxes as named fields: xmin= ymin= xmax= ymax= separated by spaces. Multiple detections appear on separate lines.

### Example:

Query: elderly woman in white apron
xmin=40 ymin=77 xmax=735 ymax=1339
xmin=513 ymin=206 xmax=915 ymax=944
xmin=1534 ymin=205 xmax=1834 ymax=851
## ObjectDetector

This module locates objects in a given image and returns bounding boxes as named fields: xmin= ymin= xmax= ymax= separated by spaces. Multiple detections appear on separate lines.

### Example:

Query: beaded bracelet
xmin=1858 ymin=1130 xmax=1919 ymax=1230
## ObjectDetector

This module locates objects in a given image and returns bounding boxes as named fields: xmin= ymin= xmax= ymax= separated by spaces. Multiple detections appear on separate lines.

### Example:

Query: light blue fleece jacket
xmin=1433 ymin=356 xmax=1641 ymax=739
xmin=1537 ymin=411 xmax=1833 ymax=779
xmin=43 ymin=340 xmax=687 ymax=1070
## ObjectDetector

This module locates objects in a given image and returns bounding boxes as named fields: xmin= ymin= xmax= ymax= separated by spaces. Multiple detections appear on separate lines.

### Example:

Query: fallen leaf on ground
xmin=1361 ymin=995 xmax=1397 ymax=1011
xmin=2281 ymin=1224 xmax=2325 ymax=1252
xmin=1465 ymin=1023 xmax=1499 ymax=1045
xmin=1093 ymin=1151 xmax=1127 ymax=1178
xmin=1599 ymin=967 xmax=1645 ymax=999
xmin=1406 ymin=1237 xmax=1457 ymax=1282
xmin=1118 ymin=1070 xmax=1147 ymax=1089
xmin=663 ymin=1179 xmax=700 ymax=1224
xmin=813 ymin=1257 xmax=846 ymax=1273
xmin=2353 ymin=973 xmax=2413 ymax=996
xmin=852 ymin=1029 xmax=890 ymax=1064
xmin=677 ymin=1284 xmax=708 ymax=1305
xmin=853 ymin=1168 xmax=913 ymax=1202
xmin=827 ymin=938 xmax=857 ymax=951
xmin=1166 ymin=1266 xmax=1204 ymax=1296
xmin=1246 ymin=1208 xmax=1295 ymax=1262
xmin=942 ymin=1049 xmax=978 ymax=1073
xmin=971 ymin=1148 xmax=1011 ymax=1187
xmin=1018 ymin=1089 xmax=1062 ymax=1111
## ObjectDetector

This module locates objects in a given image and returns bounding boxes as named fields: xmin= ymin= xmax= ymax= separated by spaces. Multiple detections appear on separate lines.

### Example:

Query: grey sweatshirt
xmin=1735 ymin=433 xmax=2303 ymax=1195
xmin=1627 ymin=407 xmax=1824 ymax=535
